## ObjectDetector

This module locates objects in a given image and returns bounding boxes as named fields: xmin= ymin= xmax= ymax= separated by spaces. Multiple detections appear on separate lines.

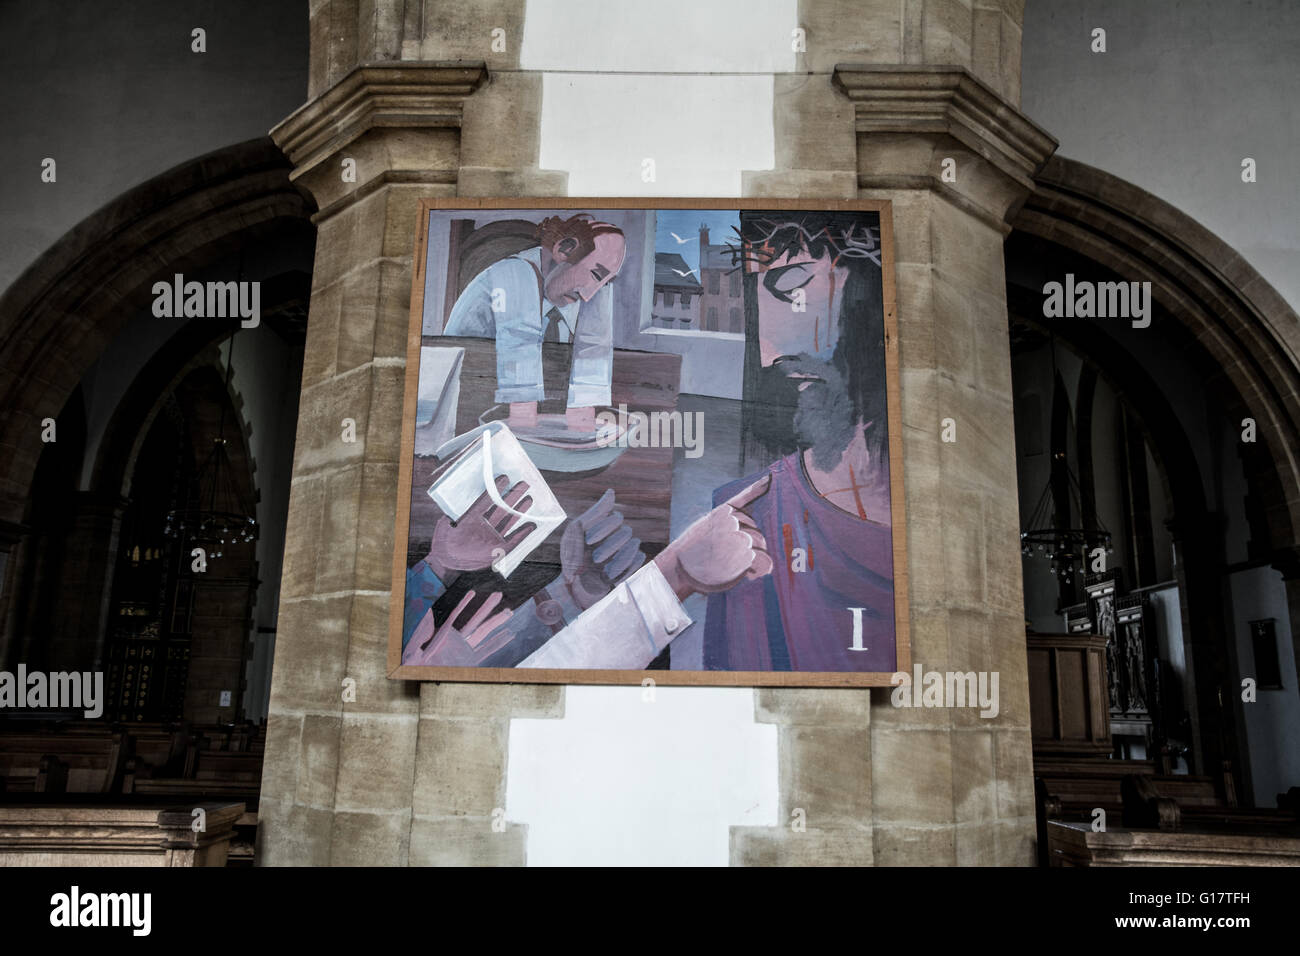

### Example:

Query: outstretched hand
xmin=426 ymin=474 xmax=535 ymax=580
xmin=403 ymin=590 xmax=515 ymax=667
xmin=652 ymin=474 xmax=774 ymax=601
xmin=560 ymin=489 xmax=646 ymax=610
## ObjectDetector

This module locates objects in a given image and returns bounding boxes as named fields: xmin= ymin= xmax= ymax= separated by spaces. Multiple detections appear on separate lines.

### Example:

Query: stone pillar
xmin=0 ymin=520 xmax=31 ymax=671
xmin=51 ymin=492 xmax=127 ymax=671
xmin=259 ymin=61 xmax=499 ymax=865
xmin=266 ymin=0 xmax=1053 ymax=866
xmin=263 ymin=0 xmax=568 ymax=869
xmin=303 ymin=0 xmax=559 ymax=196
xmin=835 ymin=64 xmax=1055 ymax=864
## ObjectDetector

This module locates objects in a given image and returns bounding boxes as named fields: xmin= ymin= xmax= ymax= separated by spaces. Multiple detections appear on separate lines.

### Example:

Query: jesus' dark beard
xmin=748 ymin=355 xmax=859 ymax=472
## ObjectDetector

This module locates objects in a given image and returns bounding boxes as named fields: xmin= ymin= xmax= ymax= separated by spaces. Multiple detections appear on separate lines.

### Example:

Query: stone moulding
xmin=0 ymin=802 xmax=245 ymax=866
xmin=271 ymin=61 xmax=488 ymax=219
xmin=832 ymin=64 xmax=1058 ymax=228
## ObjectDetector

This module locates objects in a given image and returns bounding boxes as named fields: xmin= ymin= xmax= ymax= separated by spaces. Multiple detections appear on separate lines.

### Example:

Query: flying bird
xmin=672 ymin=268 xmax=696 ymax=278
xmin=669 ymin=232 xmax=693 ymax=245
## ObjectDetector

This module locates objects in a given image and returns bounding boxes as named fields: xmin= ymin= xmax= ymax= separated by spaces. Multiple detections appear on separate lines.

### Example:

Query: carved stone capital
xmin=832 ymin=64 xmax=1057 ymax=231
xmin=271 ymin=61 xmax=488 ymax=221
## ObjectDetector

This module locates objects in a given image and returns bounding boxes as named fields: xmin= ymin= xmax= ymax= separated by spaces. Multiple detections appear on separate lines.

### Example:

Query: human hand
xmin=403 ymin=590 xmax=515 ymax=666
xmin=426 ymin=475 xmax=534 ymax=579
xmin=560 ymin=489 xmax=646 ymax=610
xmin=652 ymin=474 xmax=773 ymax=600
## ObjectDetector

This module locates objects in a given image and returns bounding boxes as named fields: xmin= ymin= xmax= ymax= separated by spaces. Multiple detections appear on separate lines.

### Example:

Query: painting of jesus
xmin=388 ymin=200 xmax=908 ymax=686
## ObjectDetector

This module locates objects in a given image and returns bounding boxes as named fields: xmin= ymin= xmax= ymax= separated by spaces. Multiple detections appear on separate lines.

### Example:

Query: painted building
xmin=651 ymin=252 xmax=703 ymax=329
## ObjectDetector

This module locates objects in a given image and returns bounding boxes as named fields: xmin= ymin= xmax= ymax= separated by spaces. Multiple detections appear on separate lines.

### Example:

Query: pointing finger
xmin=724 ymin=473 xmax=772 ymax=513
xmin=740 ymin=527 xmax=767 ymax=552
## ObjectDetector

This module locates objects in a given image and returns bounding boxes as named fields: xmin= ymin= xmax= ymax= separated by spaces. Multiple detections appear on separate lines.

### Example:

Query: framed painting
xmin=387 ymin=199 xmax=909 ymax=686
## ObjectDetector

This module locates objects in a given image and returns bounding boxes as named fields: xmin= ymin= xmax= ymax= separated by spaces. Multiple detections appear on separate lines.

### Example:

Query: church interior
xmin=1 ymin=0 xmax=1298 ymax=870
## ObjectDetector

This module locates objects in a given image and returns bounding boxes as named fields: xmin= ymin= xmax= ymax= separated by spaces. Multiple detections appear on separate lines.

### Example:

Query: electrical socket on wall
xmin=219 ymin=690 xmax=232 ymax=707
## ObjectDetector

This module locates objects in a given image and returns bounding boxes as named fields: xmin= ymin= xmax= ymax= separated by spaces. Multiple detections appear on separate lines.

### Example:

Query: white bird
xmin=672 ymin=268 xmax=696 ymax=278
xmin=669 ymin=232 xmax=693 ymax=245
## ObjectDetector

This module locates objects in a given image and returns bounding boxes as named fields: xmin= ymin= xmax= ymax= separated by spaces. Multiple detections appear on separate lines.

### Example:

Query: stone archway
xmin=1011 ymin=157 xmax=1300 ymax=796
xmin=1015 ymin=156 xmax=1300 ymax=549
xmin=0 ymin=138 xmax=313 ymax=669
xmin=0 ymin=137 xmax=313 ymax=530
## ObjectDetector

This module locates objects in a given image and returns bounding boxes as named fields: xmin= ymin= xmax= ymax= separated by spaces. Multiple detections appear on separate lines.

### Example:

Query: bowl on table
xmin=477 ymin=404 xmax=639 ymax=475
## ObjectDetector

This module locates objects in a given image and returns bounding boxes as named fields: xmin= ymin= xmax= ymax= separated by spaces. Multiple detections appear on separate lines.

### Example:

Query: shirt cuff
xmin=543 ymin=577 xmax=586 ymax=625
xmin=625 ymin=561 xmax=693 ymax=656
xmin=403 ymin=560 xmax=446 ymax=649
xmin=567 ymin=384 xmax=612 ymax=408
xmin=495 ymin=384 xmax=546 ymax=403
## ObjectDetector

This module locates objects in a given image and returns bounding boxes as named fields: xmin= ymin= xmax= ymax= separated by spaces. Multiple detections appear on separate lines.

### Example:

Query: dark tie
xmin=542 ymin=306 xmax=574 ymax=399
xmin=543 ymin=306 xmax=568 ymax=343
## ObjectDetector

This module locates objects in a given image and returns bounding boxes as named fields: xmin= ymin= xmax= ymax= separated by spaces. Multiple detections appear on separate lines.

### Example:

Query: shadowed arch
xmin=1009 ymin=157 xmax=1300 ymax=798
xmin=1014 ymin=156 xmax=1300 ymax=552
xmin=0 ymin=137 xmax=314 ymax=527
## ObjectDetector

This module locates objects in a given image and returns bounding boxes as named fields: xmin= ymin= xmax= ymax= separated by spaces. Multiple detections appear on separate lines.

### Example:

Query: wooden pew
xmin=0 ymin=730 xmax=125 ymax=794
xmin=1046 ymin=820 xmax=1300 ymax=866
xmin=1036 ymin=756 xmax=1300 ymax=864
xmin=120 ymin=725 xmax=263 ymax=807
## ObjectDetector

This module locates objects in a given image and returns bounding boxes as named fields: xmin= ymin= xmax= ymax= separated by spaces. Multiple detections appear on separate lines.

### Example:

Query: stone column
xmin=0 ymin=521 xmax=32 ymax=671
xmin=263 ymin=0 xmax=568 ymax=868
xmin=835 ymin=65 xmax=1055 ymax=864
xmin=266 ymin=0 xmax=1054 ymax=866
xmin=259 ymin=61 xmax=498 ymax=865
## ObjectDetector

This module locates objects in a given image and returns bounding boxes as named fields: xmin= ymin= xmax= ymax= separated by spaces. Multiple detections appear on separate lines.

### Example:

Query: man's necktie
xmin=542 ymin=306 xmax=574 ymax=399
xmin=543 ymin=306 xmax=568 ymax=343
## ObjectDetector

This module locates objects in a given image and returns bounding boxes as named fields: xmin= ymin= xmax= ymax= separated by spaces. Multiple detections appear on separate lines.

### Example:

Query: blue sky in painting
xmin=653 ymin=209 xmax=740 ymax=276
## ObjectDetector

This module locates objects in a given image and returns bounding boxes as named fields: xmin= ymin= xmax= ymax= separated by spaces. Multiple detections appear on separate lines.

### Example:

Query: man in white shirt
xmin=443 ymin=214 xmax=626 ymax=433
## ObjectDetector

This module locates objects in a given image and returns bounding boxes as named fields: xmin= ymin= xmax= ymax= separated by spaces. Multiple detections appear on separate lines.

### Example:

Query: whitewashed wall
xmin=502 ymin=0 xmax=800 ymax=866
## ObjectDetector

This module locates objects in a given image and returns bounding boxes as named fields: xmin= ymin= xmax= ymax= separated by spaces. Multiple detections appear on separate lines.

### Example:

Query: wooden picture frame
xmin=388 ymin=198 xmax=910 ymax=687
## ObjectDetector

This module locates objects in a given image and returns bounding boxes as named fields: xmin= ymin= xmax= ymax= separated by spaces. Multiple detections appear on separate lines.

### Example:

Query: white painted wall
xmin=507 ymin=686 xmax=777 ymax=866
xmin=503 ymin=0 xmax=796 ymax=866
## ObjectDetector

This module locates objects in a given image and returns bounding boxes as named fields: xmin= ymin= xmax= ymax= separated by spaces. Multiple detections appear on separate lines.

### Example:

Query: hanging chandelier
xmin=1020 ymin=451 xmax=1112 ymax=583
xmin=164 ymin=320 xmax=257 ymax=560
xmin=164 ymin=437 xmax=257 ymax=559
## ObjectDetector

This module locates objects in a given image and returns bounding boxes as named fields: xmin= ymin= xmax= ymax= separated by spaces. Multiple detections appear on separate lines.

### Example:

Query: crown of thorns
xmin=723 ymin=217 xmax=882 ymax=271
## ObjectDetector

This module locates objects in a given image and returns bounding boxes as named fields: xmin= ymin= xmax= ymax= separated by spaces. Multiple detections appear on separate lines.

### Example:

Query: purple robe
xmin=703 ymin=453 xmax=895 ymax=672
